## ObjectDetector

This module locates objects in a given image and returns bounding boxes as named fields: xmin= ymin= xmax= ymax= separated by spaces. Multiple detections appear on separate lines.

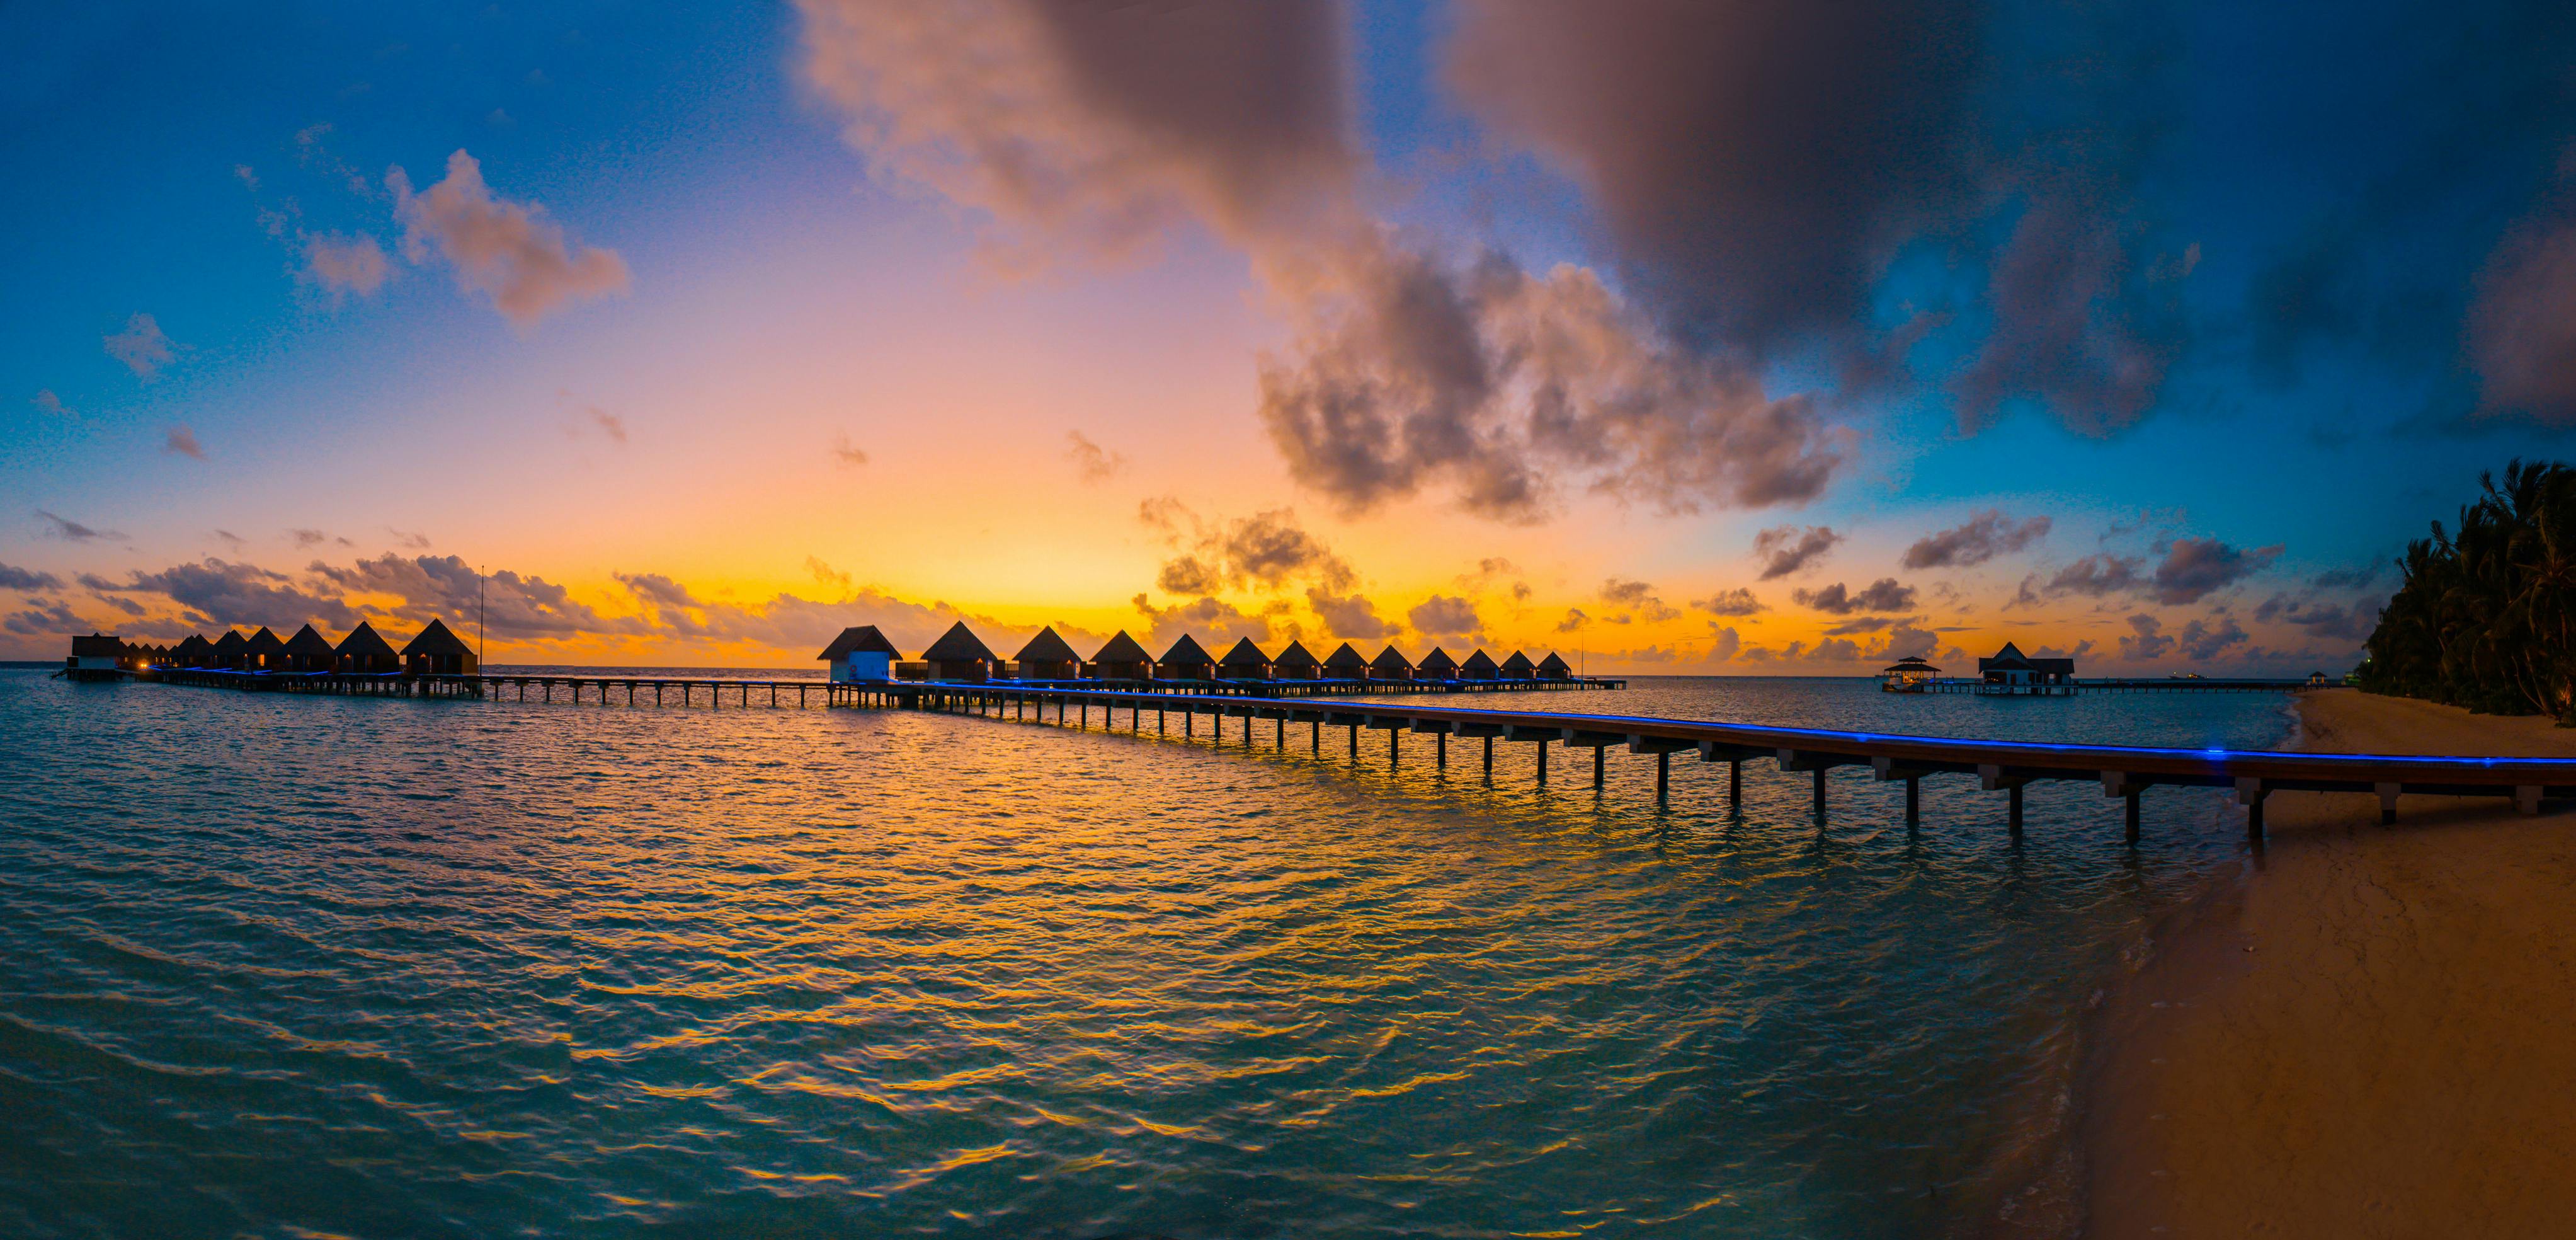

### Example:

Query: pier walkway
xmin=121 ymin=670 xmax=2554 ymax=841
xmin=865 ymin=683 xmax=2565 ymax=841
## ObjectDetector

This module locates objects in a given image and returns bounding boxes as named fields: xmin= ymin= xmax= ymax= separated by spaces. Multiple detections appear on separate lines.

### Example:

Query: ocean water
xmin=0 ymin=670 xmax=2291 ymax=1239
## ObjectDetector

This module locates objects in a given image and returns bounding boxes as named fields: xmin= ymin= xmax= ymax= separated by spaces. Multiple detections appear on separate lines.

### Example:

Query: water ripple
xmin=0 ymin=672 xmax=2284 ymax=1237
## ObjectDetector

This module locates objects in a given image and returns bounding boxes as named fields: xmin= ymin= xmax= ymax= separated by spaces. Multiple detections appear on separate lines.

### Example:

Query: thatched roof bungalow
xmin=1322 ymin=642 xmax=1369 ymax=680
xmin=818 ymin=625 xmax=901 ymax=682
xmin=402 ymin=618 xmax=479 ymax=675
xmin=173 ymin=634 xmax=213 ymax=667
xmin=1370 ymin=646 xmax=1415 ymax=681
xmin=1013 ymin=627 xmax=1082 ymax=680
xmin=281 ymin=624 xmax=336 ymax=672
xmin=1089 ymin=631 xmax=1153 ymax=680
xmin=336 ymin=622 xmax=401 ymax=674
xmin=1415 ymin=648 xmax=1459 ymax=680
xmin=1537 ymin=652 xmax=1573 ymax=680
xmin=242 ymin=626 xmax=286 ymax=672
xmin=1217 ymin=638 xmax=1272 ymax=680
xmin=211 ymin=629 xmax=248 ymax=670
xmin=1460 ymin=650 xmax=1499 ymax=679
xmin=1272 ymin=640 xmax=1320 ymax=680
xmin=1501 ymin=651 xmax=1536 ymax=679
xmin=921 ymin=621 xmax=999 ymax=682
xmin=1158 ymin=634 xmax=1216 ymax=682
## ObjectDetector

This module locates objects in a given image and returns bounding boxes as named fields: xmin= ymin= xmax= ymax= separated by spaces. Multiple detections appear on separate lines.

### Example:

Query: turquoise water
xmin=0 ymin=670 xmax=2289 ymax=1238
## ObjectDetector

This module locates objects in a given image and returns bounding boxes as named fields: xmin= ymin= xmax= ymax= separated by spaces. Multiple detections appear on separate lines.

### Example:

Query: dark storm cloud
xmin=1447 ymin=2 xmax=2189 ymax=436
xmin=1901 ymin=510 xmax=2053 ymax=569
xmin=799 ymin=0 xmax=1847 ymax=521
xmin=1444 ymin=1 xmax=1987 ymax=356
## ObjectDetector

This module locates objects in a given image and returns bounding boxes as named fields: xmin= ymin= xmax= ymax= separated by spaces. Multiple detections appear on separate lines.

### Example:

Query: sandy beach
xmin=2075 ymin=689 xmax=2576 ymax=1236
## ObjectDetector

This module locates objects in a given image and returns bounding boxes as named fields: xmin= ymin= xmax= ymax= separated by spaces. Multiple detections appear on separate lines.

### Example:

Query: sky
xmin=6 ymin=0 xmax=2575 ymax=674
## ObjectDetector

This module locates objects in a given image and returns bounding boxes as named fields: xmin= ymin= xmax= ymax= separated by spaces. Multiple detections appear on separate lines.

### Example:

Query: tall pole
xmin=477 ymin=567 xmax=486 ymax=669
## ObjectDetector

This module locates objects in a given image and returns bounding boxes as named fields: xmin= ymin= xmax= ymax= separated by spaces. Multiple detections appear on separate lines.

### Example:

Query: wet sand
xmin=2077 ymin=689 xmax=2576 ymax=1236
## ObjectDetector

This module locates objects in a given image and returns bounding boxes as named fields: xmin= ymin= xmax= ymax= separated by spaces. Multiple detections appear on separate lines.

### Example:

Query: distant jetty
xmin=55 ymin=617 xmax=1622 ymax=698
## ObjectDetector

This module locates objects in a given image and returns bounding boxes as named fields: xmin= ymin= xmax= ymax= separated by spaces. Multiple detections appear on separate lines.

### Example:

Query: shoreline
xmin=2064 ymin=689 xmax=2576 ymax=1235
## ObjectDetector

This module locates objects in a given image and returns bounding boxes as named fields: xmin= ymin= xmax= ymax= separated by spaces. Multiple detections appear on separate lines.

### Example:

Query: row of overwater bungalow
xmin=818 ymin=621 xmax=1575 ymax=684
xmin=74 ymin=618 xmax=481 ymax=677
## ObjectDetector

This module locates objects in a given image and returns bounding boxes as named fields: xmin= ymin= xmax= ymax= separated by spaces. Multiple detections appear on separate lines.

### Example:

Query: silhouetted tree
xmin=2361 ymin=459 xmax=2576 ymax=718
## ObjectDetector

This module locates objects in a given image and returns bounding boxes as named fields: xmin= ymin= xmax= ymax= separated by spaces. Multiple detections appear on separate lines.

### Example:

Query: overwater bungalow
xmin=1978 ymin=642 xmax=2073 ymax=696
xmin=1272 ymin=640 xmax=1321 ymax=680
xmin=1012 ymin=627 xmax=1081 ymax=680
xmin=401 ymin=618 xmax=479 ymax=675
xmin=242 ymin=626 xmax=285 ymax=672
xmin=1415 ymin=648 xmax=1459 ymax=681
xmin=818 ymin=625 xmax=901 ymax=682
xmin=282 ymin=624 xmax=337 ymax=672
xmin=211 ymin=629 xmax=248 ymax=669
xmin=68 ymin=633 xmax=120 ymax=673
xmin=1323 ymin=642 xmax=1369 ymax=680
xmin=1089 ymin=631 xmax=1153 ymax=680
xmin=1879 ymin=655 xmax=1940 ymax=693
xmin=336 ymin=622 xmax=401 ymax=674
xmin=1501 ymin=650 xmax=1536 ymax=679
xmin=173 ymin=634 xmax=212 ymax=667
xmin=1217 ymin=638 xmax=1272 ymax=681
xmin=1370 ymin=646 xmax=1415 ymax=681
xmin=1461 ymin=650 xmax=1500 ymax=680
xmin=921 ymin=621 xmax=998 ymax=682
xmin=1537 ymin=652 xmax=1573 ymax=680
xmin=1158 ymin=634 xmax=1216 ymax=682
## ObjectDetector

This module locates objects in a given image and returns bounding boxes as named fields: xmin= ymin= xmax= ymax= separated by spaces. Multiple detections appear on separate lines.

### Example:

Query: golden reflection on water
xmin=0 ymin=672 xmax=2286 ymax=1238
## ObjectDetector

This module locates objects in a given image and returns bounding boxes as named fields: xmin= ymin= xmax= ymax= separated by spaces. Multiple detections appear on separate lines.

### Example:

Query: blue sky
xmin=4 ymin=1 xmax=2572 ymax=671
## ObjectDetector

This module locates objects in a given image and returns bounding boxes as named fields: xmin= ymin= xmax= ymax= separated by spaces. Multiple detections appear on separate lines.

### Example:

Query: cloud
xmin=4 ymin=599 xmax=86 ymax=638
xmin=1791 ymin=578 xmax=1917 ymax=615
xmin=1443 ymin=2 xmax=2186 ymax=437
xmin=2117 ymin=612 xmax=2173 ymax=660
xmin=301 ymin=233 xmax=392 ymax=299
xmin=1214 ymin=509 xmax=1354 ymax=590
xmin=1753 ymin=525 xmax=1841 ymax=579
xmin=2176 ymin=615 xmax=2251 ymax=662
xmin=1304 ymin=587 xmax=1395 ymax=640
xmin=104 ymin=313 xmax=174 ymax=379
xmin=164 ymin=427 xmax=205 ymax=459
xmin=1596 ymin=577 xmax=1679 ymax=623
xmin=312 ymin=554 xmax=636 ymax=640
xmin=806 ymin=555 xmax=853 ymax=591
xmin=0 ymin=563 xmax=64 ymax=591
xmin=2311 ymin=563 xmax=2383 ymax=591
xmin=1064 ymin=430 xmax=1126 ymax=482
xmin=795 ymin=0 xmax=1842 ymax=521
xmin=576 ymin=406 xmax=628 ymax=444
xmin=386 ymin=527 xmax=433 ymax=550
xmin=288 ymin=529 xmax=329 ymax=548
xmin=35 ymin=510 xmax=124 ymax=542
xmin=2150 ymin=537 xmax=2281 ymax=605
xmin=1706 ymin=625 xmax=1742 ymax=662
xmin=2046 ymin=553 xmax=2145 ymax=598
xmin=1554 ymin=607 xmax=1590 ymax=633
xmin=1407 ymin=594 xmax=1481 ymax=638
xmin=1901 ymin=510 xmax=2052 ymax=569
xmin=1691 ymin=587 xmax=1765 ymax=617
xmin=1156 ymin=554 xmax=1220 ymax=595
xmin=213 ymin=530 xmax=246 ymax=550
xmin=32 ymin=390 xmax=69 ymax=416
xmin=1440 ymin=1 xmax=1986 ymax=359
xmin=831 ymin=433 xmax=869 ymax=467
xmin=1256 ymin=242 xmax=1844 ymax=519
xmin=389 ymin=150 xmax=629 ymax=327
xmin=2253 ymin=594 xmax=2379 ymax=642
xmin=1132 ymin=592 xmax=1274 ymax=646
xmin=2468 ymin=183 xmax=2576 ymax=421
xmin=106 ymin=558 xmax=363 ymax=630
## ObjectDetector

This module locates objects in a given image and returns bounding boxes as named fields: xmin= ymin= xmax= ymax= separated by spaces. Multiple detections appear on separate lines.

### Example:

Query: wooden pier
xmin=109 ymin=669 xmax=2556 ymax=841
xmin=1919 ymin=677 xmax=2325 ymax=694
xmin=126 ymin=667 xmax=1622 ymax=705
